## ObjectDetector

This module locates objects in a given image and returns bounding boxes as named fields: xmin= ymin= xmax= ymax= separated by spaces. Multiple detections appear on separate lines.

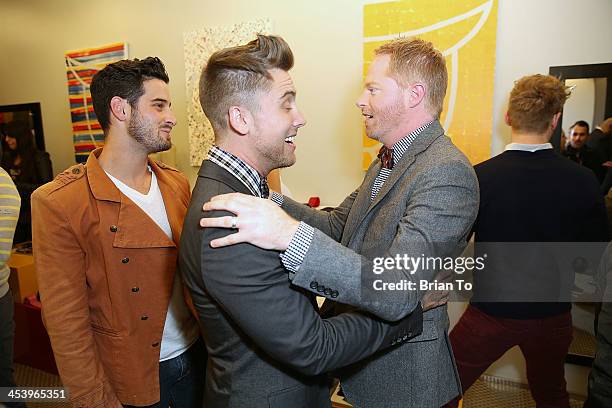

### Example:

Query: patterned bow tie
xmin=378 ymin=146 xmax=394 ymax=169
xmin=260 ymin=177 xmax=270 ymax=199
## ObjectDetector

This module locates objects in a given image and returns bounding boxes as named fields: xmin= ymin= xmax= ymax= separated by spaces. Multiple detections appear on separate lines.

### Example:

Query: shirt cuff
xmin=270 ymin=191 xmax=284 ymax=206
xmin=280 ymin=222 xmax=314 ymax=275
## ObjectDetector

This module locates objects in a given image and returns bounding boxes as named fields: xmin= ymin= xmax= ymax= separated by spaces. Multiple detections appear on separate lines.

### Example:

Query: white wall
xmin=562 ymin=78 xmax=596 ymax=133
xmin=492 ymin=0 xmax=612 ymax=156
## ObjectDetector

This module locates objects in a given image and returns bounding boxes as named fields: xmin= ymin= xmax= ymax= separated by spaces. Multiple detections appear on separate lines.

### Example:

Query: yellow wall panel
xmin=363 ymin=0 xmax=498 ymax=168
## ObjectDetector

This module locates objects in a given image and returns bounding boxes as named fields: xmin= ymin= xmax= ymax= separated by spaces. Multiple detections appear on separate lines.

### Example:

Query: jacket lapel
xmin=87 ymin=148 xmax=177 ymax=249
xmin=341 ymin=162 xmax=379 ymax=245
xmin=348 ymin=121 xmax=445 ymax=240
xmin=151 ymin=159 xmax=188 ymax=245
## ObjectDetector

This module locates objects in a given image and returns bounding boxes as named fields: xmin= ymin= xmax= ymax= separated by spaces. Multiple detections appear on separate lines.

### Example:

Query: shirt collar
xmin=505 ymin=143 xmax=553 ymax=153
xmin=390 ymin=120 xmax=433 ymax=163
xmin=207 ymin=145 xmax=267 ymax=198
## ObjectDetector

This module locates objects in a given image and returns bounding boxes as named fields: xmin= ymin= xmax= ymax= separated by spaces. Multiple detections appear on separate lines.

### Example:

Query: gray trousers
xmin=585 ymin=302 xmax=612 ymax=408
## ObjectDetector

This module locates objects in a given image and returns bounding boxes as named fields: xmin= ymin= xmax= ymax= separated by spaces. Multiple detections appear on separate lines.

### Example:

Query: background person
xmin=1 ymin=120 xmax=52 ymax=244
xmin=563 ymin=120 xmax=605 ymax=182
xmin=447 ymin=75 xmax=609 ymax=408
xmin=0 ymin=142 xmax=23 ymax=408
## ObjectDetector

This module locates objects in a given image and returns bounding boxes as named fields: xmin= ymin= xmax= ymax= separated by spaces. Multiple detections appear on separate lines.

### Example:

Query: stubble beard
xmin=127 ymin=110 xmax=171 ymax=154
xmin=256 ymin=140 xmax=295 ymax=172
xmin=365 ymin=97 xmax=407 ymax=143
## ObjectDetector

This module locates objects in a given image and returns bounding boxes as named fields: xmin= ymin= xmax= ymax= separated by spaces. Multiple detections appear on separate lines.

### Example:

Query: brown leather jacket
xmin=32 ymin=149 xmax=193 ymax=407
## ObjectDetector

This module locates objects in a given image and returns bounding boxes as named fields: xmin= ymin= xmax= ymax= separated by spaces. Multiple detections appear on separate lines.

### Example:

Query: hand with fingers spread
xmin=200 ymin=192 xmax=300 ymax=250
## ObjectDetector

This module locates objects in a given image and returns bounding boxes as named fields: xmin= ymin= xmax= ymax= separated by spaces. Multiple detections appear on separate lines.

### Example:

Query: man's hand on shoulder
xmin=200 ymin=193 xmax=299 ymax=251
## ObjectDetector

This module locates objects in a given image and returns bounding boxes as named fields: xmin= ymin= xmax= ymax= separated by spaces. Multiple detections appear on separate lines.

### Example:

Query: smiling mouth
xmin=284 ymin=135 xmax=296 ymax=144
xmin=363 ymin=113 xmax=373 ymax=119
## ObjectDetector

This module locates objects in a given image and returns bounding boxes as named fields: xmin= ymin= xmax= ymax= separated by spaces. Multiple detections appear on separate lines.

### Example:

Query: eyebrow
xmin=151 ymin=97 xmax=171 ymax=107
xmin=279 ymin=91 xmax=296 ymax=100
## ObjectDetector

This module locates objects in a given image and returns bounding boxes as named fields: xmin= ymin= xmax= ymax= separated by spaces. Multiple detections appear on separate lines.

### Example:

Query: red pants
xmin=447 ymin=305 xmax=572 ymax=408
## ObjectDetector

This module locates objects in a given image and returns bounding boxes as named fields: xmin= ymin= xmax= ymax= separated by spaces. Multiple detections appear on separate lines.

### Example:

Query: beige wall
xmin=2 ymin=0 xmax=612 ymax=393
xmin=2 ymin=0 xmax=612 ymax=204
xmin=0 ymin=0 xmax=371 ymax=204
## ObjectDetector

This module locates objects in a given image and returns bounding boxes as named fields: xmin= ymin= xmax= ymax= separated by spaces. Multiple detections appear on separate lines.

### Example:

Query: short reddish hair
xmin=508 ymin=74 xmax=571 ymax=134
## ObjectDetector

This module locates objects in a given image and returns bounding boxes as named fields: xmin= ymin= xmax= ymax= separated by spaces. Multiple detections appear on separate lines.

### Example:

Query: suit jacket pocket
xmin=267 ymin=384 xmax=326 ymax=408
xmin=406 ymin=319 xmax=438 ymax=343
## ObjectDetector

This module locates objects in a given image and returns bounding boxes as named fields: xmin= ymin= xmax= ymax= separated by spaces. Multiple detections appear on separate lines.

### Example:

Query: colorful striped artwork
xmin=65 ymin=43 xmax=128 ymax=163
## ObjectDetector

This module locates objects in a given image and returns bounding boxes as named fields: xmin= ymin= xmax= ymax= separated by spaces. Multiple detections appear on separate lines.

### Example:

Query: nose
xmin=294 ymin=109 xmax=306 ymax=129
xmin=165 ymin=108 xmax=177 ymax=127
xmin=355 ymin=89 xmax=368 ymax=109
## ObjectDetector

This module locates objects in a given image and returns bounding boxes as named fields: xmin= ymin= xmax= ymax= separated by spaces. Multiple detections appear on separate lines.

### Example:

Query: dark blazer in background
xmin=587 ymin=128 xmax=611 ymax=161
xmin=179 ymin=160 xmax=423 ymax=408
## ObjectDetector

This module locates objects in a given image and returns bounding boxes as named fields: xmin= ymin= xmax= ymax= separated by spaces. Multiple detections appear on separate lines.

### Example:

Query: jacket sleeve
xmin=32 ymin=190 xmax=121 ymax=408
xmin=201 ymin=210 xmax=422 ymax=376
xmin=289 ymin=160 xmax=479 ymax=321
xmin=280 ymin=189 xmax=358 ymax=241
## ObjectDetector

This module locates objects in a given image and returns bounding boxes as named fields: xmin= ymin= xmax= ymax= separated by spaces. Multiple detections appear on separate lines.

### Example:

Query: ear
xmin=110 ymin=96 xmax=129 ymax=123
xmin=406 ymin=83 xmax=426 ymax=109
xmin=551 ymin=112 xmax=562 ymax=130
xmin=227 ymin=106 xmax=251 ymax=136
xmin=504 ymin=111 xmax=511 ymax=127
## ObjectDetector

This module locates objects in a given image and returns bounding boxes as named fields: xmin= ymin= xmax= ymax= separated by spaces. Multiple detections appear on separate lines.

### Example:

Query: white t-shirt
xmin=105 ymin=168 xmax=199 ymax=361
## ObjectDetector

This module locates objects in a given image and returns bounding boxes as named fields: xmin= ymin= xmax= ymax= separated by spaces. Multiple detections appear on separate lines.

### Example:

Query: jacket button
xmin=324 ymin=288 xmax=332 ymax=296
xmin=122 ymin=257 xmax=129 ymax=264
xmin=131 ymin=287 xmax=139 ymax=293
xmin=141 ymin=315 xmax=148 ymax=320
xmin=110 ymin=225 xmax=118 ymax=232
xmin=331 ymin=290 xmax=339 ymax=298
xmin=152 ymin=342 xmax=159 ymax=347
xmin=310 ymin=281 xmax=318 ymax=290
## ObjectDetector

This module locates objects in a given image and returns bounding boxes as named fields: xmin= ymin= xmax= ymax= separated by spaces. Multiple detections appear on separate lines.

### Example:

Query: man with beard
xmin=563 ymin=120 xmax=606 ymax=182
xmin=198 ymin=37 xmax=478 ymax=407
xmin=179 ymin=35 xmax=422 ymax=407
xmin=31 ymin=57 xmax=204 ymax=408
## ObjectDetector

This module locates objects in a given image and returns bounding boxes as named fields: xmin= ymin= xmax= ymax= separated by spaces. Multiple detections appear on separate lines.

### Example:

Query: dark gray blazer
xmin=281 ymin=121 xmax=479 ymax=407
xmin=179 ymin=160 xmax=423 ymax=408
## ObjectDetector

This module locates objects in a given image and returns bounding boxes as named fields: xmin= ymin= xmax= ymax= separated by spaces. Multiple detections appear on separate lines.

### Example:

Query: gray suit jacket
xmin=179 ymin=160 xmax=423 ymax=408
xmin=281 ymin=121 xmax=479 ymax=407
